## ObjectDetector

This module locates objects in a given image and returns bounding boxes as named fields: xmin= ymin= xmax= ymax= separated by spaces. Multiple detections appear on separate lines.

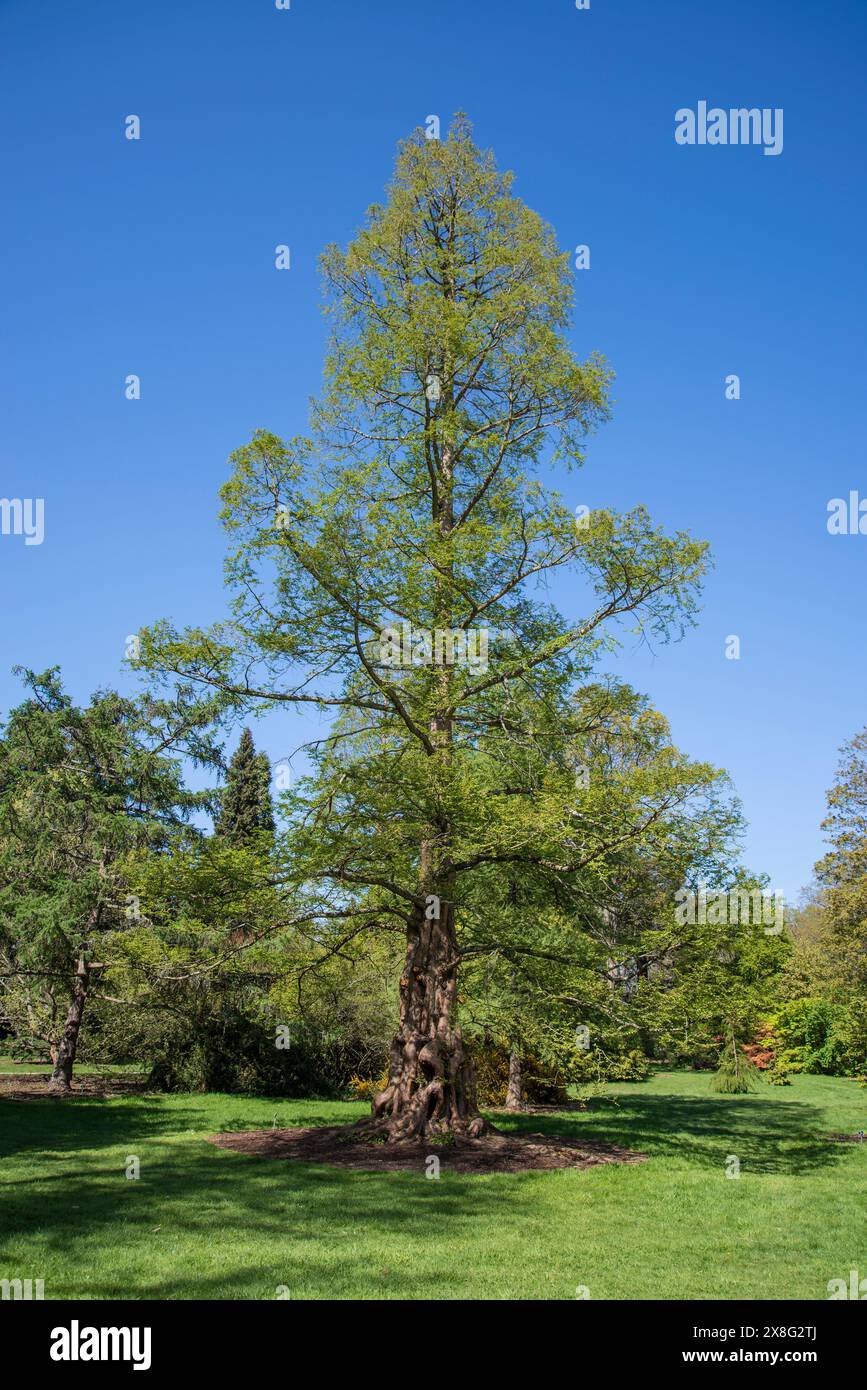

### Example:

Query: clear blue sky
xmin=1 ymin=0 xmax=865 ymax=901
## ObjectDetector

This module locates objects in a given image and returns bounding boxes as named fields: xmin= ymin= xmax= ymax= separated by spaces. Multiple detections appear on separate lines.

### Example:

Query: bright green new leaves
xmin=138 ymin=117 xmax=723 ymax=1053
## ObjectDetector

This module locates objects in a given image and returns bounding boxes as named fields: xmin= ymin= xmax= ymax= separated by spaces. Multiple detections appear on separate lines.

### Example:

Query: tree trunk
xmin=370 ymin=898 xmax=489 ymax=1141
xmin=505 ymin=1046 xmax=523 ymax=1110
xmin=368 ymin=261 xmax=492 ymax=1143
xmin=49 ymin=957 xmax=89 ymax=1093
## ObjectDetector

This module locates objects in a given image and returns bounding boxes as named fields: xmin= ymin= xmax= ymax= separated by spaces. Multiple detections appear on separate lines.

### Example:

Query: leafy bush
xmin=472 ymin=1043 xmax=570 ymax=1106
xmin=348 ymin=1071 xmax=388 ymax=1102
xmin=769 ymin=999 xmax=853 ymax=1075
xmin=571 ymin=1046 xmax=651 ymax=1083
xmin=766 ymin=1064 xmax=792 ymax=1085
xmin=132 ymin=993 xmax=386 ymax=1098
xmin=743 ymin=1021 xmax=776 ymax=1070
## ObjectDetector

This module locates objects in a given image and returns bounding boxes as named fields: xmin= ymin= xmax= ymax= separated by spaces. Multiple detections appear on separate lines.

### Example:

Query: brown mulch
xmin=208 ymin=1123 xmax=645 ymax=1174
xmin=0 ymin=1074 xmax=149 ymax=1101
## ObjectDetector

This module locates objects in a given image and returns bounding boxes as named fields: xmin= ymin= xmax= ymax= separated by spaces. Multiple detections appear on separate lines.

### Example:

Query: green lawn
xmin=1 ymin=1071 xmax=865 ymax=1299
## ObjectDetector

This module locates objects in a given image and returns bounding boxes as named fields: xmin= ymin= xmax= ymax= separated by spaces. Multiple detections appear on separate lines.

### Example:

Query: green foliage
xmin=0 ymin=669 xmax=215 ymax=1073
xmin=572 ymin=1047 xmax=651 ymax=1083
xmin=144 ymin=1013 xmax=380 ymax=1098
xmin=769 ymin=998 xmax=856 ymax=1076
xmin=767 ymin=729 xmax=867 ymax=1082
xmin=0 ymin=120 xmax=810 ymax=1103
xmin=632 ymin=891 xmax=792 ymax=1073
xmin=215 ymin=727 xmax=274 ymax=844
xmin=816 ymin=726 xmax=867 ymax=978
xmin=111 ymin=834 xmax=399 ymax=1096
xmin=766 ymin=1064 xmax=792 ymax=1086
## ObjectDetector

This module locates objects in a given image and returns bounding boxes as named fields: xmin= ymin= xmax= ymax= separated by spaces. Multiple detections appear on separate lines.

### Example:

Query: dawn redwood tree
xmin=141 ymin=118 xmax=714 ymax=1140
xmin=0 ymin=669 xmax=214 ymax=1090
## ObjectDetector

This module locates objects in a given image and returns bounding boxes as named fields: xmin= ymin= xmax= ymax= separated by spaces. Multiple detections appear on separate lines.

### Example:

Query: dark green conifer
xmin=215 ymin=728 xmax=274 ymax=843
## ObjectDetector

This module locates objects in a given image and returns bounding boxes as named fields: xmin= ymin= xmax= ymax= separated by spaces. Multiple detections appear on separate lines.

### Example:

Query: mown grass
xmin=1 ymin=1071 xmax=864 ymax=1299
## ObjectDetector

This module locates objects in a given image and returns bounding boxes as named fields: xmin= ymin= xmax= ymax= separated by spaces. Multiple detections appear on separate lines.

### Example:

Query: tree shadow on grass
xmin=0 ymin=1096 xmax=363 ymax=1162
xmin=0 ymin=1096 xmax=205 ymax=1161
xmin=0 ymin=1122 xmax=538 ymax=1299
xmin=492 ymin=1092 xmax=849 ymax=1176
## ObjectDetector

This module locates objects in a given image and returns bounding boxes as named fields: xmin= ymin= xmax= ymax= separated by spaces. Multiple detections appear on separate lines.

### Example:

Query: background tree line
xmin=2 ymin=665 xmax=862 ymax=1102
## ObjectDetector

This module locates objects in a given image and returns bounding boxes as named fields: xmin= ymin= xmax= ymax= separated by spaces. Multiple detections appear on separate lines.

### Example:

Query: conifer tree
xmin=0 ymin=669 xmax=213 ymax=1090
xmin=142 ymin=118 xmax=716 ymax=1140
xmin=215 ymin=728 xmax=275 ymax=844
xmin=711 ymin=1019 xmax=760 ymax=1094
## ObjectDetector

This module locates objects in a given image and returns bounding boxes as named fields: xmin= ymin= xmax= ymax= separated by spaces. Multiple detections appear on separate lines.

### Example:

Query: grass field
xmin=1 ymin=1071 xmax=865 ymax=1300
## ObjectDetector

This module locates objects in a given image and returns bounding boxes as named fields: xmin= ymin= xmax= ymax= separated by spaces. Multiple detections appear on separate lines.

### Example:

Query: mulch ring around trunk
xmin=208 ymin=1123 xmax=646 ymax=1174
xmin=0 ymin=1075 xmax=149 ymax=1101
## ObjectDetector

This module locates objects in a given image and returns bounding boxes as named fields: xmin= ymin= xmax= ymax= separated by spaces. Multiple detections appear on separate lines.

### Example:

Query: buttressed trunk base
xmin=370 ymin=900 xmax=489 ymax=1142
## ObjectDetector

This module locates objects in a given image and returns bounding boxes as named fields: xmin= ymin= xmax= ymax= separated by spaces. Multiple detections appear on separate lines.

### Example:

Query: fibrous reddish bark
xmin=370 ymin=897 xmax=489 ymax=1142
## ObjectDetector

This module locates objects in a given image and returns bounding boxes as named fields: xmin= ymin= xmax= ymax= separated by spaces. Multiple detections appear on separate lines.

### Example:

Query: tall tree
xmin=141 ymin=118 xmax=712 ymax=1140
xmin=215 ymin=727 xmax=275 ymax=844
xmin=0 ymin=669 xmax=213 ymax=1090
xmin=791 ymin=726 xmax=867 ymax=1073
xmin=816 ymin=725 xmax=867 ymax=988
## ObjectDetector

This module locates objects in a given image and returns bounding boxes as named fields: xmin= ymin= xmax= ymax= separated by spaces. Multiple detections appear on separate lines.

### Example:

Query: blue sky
xmin=1 ymin=0 xmax=865 ymax=900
